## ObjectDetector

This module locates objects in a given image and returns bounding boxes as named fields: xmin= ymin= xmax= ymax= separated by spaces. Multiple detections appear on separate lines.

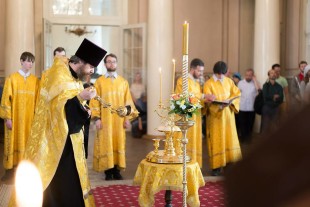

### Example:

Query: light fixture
xmin=65 ymin=26 xmax=96 ymax=37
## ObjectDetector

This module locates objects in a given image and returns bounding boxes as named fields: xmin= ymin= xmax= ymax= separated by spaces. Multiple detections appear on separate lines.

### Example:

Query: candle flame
xmin=172 ymin=59 xmax=175 ymax=63
xmin=159 ymin=67 xmax=162 ymax=73
xmin=15 ymin=161 xmax=43 ymax=207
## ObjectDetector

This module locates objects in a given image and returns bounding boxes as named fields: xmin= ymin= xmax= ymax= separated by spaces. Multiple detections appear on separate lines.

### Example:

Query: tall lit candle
xmin=182 ymin=21 xmax=189 ymax=55
xmin=159 ymin=67 xmax=162 ymax=104
xmin=172 ymin=59 xmax=176 ymax=93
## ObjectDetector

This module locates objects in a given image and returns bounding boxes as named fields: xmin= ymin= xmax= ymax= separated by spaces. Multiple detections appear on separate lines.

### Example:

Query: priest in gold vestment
xmin=203 ymin=61 xmax=242 ymax=176
xmin=9 ymin=39 xmax=107 ymax=207
xmin=0 ymin=52 xmax=39 ymax=180
xmin=90 ymin=53 xmax=136 ymax=180
xmin=175 ymin=58 xmax=205 ymax=167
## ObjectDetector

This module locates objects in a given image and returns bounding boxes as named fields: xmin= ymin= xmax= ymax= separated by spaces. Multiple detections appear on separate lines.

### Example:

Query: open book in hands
xmin=212 ymin=96 xmax=240 ymax=105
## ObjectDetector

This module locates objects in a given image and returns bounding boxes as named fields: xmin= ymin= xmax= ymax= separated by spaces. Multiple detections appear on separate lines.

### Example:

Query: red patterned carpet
xmin=93 ymin=181 xmax=224 ymax=207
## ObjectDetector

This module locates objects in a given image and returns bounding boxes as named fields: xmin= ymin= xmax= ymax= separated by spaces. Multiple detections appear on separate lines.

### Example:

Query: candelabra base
xmin=146 ymin=150 xmax=191 ymax=164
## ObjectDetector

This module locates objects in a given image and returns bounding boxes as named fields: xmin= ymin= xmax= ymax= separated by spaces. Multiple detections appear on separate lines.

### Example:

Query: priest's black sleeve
xmin=65 ymin=96 xmax=90 ymax=134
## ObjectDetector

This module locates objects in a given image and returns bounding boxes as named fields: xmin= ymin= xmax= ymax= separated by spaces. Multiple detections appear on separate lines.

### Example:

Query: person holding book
xmin=203 ymin=61 xmax=242 ymax=176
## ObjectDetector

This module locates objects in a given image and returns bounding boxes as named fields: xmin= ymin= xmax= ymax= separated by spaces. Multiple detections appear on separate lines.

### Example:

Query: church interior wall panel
xmin=284 ymin=0 xmax=302 ymax=75
xmin=0 ymin=0 xmax=5 ymax=76
xmin=227 ymin=0 xmax=240 ymax=74
xmin=34 ymin=0 xmax=43 ymax=77
xmin=239 ymin=0 xmax=254 ymax=76
xmin=298 ymin=0 xmax=308 ymax=66
xmin=174 ymin=0 xmax=224 ymax=74
xmin=128 ymin=0 xmax=148 ymax=24
xmin=128 ymin=0 xmax=139 ymax=24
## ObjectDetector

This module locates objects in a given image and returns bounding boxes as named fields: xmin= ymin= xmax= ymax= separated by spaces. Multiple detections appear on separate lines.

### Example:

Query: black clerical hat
xmin=75 ymin=38 xmax=107 ymax=67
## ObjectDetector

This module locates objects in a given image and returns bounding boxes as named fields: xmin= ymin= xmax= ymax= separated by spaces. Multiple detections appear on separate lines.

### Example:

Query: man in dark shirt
xmin=261 ymin=69 xmax=283 ymax=133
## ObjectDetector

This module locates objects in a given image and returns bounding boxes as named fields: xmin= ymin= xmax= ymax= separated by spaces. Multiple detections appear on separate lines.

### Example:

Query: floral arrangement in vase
xmin=169 ymin=92 xmax=202 ymax=118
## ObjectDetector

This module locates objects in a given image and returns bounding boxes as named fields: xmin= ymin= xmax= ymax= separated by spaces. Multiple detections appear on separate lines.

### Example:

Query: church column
xmin=4 ymin=0 xmax=35 ymax=76
xmin=253 ymin=0 xmax=280 ymax=132
xmin=254 ymin=0 xmax=280 ymax=83
xmin=147 ymin=0 xmax=174 ymax=136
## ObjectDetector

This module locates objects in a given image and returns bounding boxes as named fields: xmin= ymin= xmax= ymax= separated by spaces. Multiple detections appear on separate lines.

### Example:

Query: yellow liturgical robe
xmin=0 ymin=72 xmax=39 ymax=169
xmin=90 ymin=75 xmax=135 ymax=172
xmin=203 ymin=76 xmax=242 ymax=169
xmin=9 ymin=57 xmax=95 ymax=207
xmin=175 ymin=76 xmax=203 ymax=167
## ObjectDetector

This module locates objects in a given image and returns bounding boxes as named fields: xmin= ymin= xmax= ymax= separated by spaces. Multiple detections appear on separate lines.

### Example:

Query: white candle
xmin=159 ymin=67 xmax=162 ymax=104
xmin=16 ymin=161 xmax=43 ymax=207
xmin=172 ymin=59 xmax=176 ymax=93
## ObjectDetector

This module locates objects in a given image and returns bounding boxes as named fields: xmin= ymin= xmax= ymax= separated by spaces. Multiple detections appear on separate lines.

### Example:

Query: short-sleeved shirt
xmin=238 ymin=79 xmax=258 ymax=112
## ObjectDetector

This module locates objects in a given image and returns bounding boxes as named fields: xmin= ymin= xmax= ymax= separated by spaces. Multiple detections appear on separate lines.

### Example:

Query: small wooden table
xmin=133 ymin=159 xmax=205 ymax=207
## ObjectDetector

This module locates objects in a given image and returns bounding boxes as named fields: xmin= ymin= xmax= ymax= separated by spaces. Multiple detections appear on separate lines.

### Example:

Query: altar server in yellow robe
xmin=0 ymin=52 xmax=39 ymax=181
xmin=175 ymin=58 xmax=205 ymax=167
xmin=9 ymin=39 xmax=107 ymax=207
xmin=90 ymin=53 xmax=136 ymax=181
xmin=203 ymin=61 xmax=242 ymax=176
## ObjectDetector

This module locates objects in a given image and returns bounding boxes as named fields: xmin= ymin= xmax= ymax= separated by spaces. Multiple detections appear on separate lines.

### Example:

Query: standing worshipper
xmin=272 ymin=64 xmax=289 ymax=119
xmin=130 ymin=71 xmax=145 ymax=105
xmin=175 ymin=58 xmax=205 ymax=167
xmin=9 ymin=39 xmax=107 ymax=207
xmin=301 ymin=65 xmax=310 ymax=104
xmin=291 ymin=61 xmax=308 ymax=109
xmin=90 ymin=53 xmax=136 ymax=180
xmin=0 ymin=52 xmax=39 ymax=181
xmin=232 ymin=72 xmax=242 ymax=86
xmin=261 ymin=69 xmax=284 ymax=134
xmin=237 ymin=68 xmax=260 ymax=143
xmin=203 ymin=61 xmax=242 ymax=176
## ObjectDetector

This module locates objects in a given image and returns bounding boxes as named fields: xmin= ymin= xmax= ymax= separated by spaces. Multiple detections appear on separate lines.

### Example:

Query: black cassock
xmin=43 ymin=70 xmax=90 ymax=207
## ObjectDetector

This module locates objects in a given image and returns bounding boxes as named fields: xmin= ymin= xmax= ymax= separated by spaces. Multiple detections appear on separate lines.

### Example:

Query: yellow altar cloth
xmin=133 ymin=159 xmax=205 ymax=207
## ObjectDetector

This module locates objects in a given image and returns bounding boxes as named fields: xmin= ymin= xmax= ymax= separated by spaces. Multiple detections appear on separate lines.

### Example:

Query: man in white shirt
xmin=237 ymin=68 xmax=260 ymax=143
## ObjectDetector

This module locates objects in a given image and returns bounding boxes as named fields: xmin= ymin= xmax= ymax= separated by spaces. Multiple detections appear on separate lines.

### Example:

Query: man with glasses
xmin=90 ymin=53 xmax=136 ymax=180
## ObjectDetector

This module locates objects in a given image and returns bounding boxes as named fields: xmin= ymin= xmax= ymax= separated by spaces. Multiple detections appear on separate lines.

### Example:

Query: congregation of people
xmin=0 ymin=37 xmax=308 ymax=206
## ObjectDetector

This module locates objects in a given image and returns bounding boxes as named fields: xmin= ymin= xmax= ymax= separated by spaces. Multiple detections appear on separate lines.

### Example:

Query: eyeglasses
xmin=106 ymin=61 xmax=117 ymax=64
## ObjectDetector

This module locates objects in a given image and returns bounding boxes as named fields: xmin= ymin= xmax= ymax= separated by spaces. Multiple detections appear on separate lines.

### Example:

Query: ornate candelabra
xmin=146 ymin=21 xmax=193 ymax=207
xmin=146 ymin=104 xmax=191 ymax=164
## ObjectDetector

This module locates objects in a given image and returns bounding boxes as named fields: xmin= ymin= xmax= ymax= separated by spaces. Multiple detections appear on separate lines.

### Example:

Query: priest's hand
xmin=204 ymin=94 xmax=216 ymax=103
xmin=79 ymin=88 xmax=97 ymax=100
xmin=95 ymin=119 xmax=102 ymax=130
xmin=5 ymin=119 xmax=12 ymax=130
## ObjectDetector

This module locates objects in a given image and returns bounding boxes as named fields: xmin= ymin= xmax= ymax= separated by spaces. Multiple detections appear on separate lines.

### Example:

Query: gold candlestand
xmin=175 ymin=115 xmax=195 ymax=207
xmin=146 ymin=105 xmax=191 ymax=164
